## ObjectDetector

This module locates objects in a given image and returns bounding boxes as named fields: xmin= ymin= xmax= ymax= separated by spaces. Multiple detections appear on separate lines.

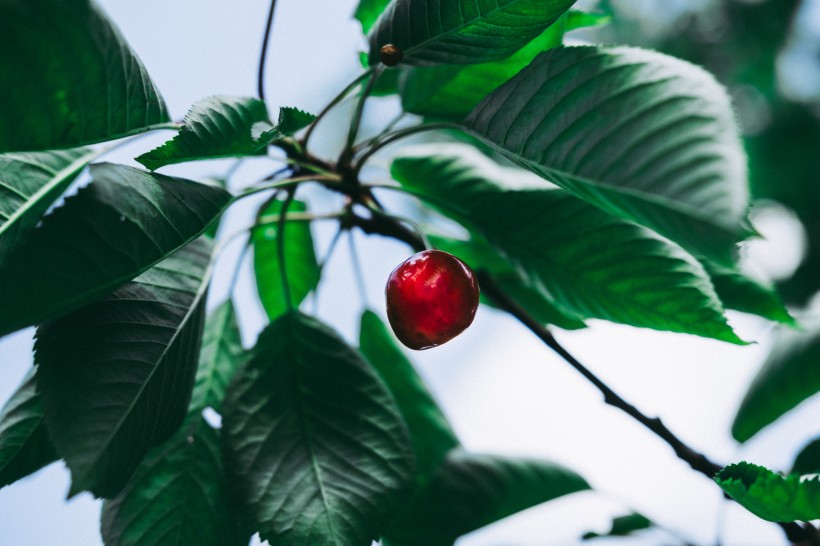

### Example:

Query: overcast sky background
xmin=0 ymin=1 xmax=818 ymax=545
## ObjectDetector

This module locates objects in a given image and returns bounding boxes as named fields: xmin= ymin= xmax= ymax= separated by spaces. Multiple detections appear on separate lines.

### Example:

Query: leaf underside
xmin=0 ymin=0 xmax=168 ymax=153
xmin=222 ymin=312 xmax=415 ymax=546
xmin=463 ymin=45 xmax=751 ymax=267
xmin=35 ymin=239 xmax=214 ymax=498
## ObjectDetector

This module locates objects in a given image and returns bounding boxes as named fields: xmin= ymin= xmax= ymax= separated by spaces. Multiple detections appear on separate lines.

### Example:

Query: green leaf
xmin=582 ymin=512 xmax=653 ymax=540
xmin=34 ymin=239 xmax=214 ymax=498
xmin=136 ymin=96 xmax=271 ymax=171
xmin=386 ymin=449 xmax=590 ymax=546
xmin=707 ymin=264 xmax=795 ymax=325
xmin=222 ymin=312 xmax=415 ymax=546
xmin=792 ymin=439 xmax=820 ymax=475
xmin=367 ymin=0 xmax=578 ymax=66
xmin=430 ymin=234 xmax=586 ymax=330
xmin=252 ymin=199 xmax=320 ymax=321
xmin=715 ymin=462 xmax=820 ymax=522
xmin=100 ymin=301 xmax=247 ymax=546
xmin=0 ymin=0 xmax=169 ymax=153
xmin=359 ymin=310 xmax=459 ymax=487
xmin=191 ymin=300 xmax=246 ymax=413
xmin=391 ymin=146 xmax=743 ymax=343
xmin=0 ymin=368 xmax=59 ymax=489
xmin=354 ymin=0 xmax=390 ymax=34
xmin=0 ymin=147 xmax=97 ymax=260
xmin=0 ymin=163 xmax=231 ymax=338
xmin=462 ymin=45 xmax=752 ymax=267
xmin=399 ymin=9 xmax=603 ymax=120
xmin=274 ymin=107 xmax=317 ymax=136
xmin=732 ymin=317 xmax=820 ymax=442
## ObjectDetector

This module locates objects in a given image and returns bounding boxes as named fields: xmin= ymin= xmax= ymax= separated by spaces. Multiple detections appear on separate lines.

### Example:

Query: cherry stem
xmin=301 ymin=69 xmax=375 ymax=149
xmin=257 ymin=0 xmax=277 ymax=102
xmin=347 ymin=230 xmax=369 ymax=308
xmin=340 ymin=66 xmax=384 ymax=169
xmin=352 ymin=122 xmax=459 ymax=176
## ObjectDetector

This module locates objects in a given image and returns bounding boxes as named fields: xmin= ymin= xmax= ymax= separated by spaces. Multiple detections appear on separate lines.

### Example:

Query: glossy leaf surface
xmin=137 ymin=96 xmax=270 ymax=170
xmin=367 ymin=0 xmax=577 ymax=66
xmin=0 ymin=368 xmax=58 ymax=489
xmin=35 ymin=239 xmax=213 ymax=498
xmin=222 ymin=312 xmax=414 ymax=546
xmin=707 ymin=265 xmax=795 ymax=325
xmin=101 ymin=301 xmax=246 ymax=546
xmin=0 ymin=0 xmax=168 ymax=152
xmin=359 ymin=310 xmax=458 ymax=487
xmin=715 ymin=462 xmax=820 ymax=522
xmin=0 ymin=147 xmax=97 ymax=260
xmin=0 ymin=163 xmax=230 ymax=337
xmin=732 ymin=317 xmax=820 ymax=442
xmin=386 ymin=449 xmax=590 ymax=546
xmin=463 ymin=45 xmax=751 ymax=266
xmin=392 ymin=146 xmax=742 ymax=343
xmin=252 ymin=199 xmax=320 ymax=321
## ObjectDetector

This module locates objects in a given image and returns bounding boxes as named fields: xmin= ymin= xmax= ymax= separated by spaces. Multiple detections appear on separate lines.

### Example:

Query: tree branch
xmin=348 ymin=206 xmax=819 ymax=545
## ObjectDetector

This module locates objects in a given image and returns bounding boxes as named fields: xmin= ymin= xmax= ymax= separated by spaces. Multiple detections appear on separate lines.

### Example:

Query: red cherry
xmin=385 ymin=249 xmax=480 ymax=350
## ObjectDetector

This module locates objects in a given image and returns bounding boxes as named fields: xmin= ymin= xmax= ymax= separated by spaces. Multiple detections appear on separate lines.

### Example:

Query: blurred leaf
xmin=399 ymin=10 xmax=601 ymax=120
xmin=707 ymin=265 xmax=796 ymax=325
xmin=564 ymin=10 xmax=611 ymax=30
xmin=732 ymin=317 xmax=820 ymax=442
xmin=222 ymin=312 xmax=415 ymax=546
xmin=392 ymin=145 xmax=744 ymax=343
xmin=792 ymin=439 xmax=820 ymax=475
xmin=190 ymin=300 xmax=246 ymax=413
xmin=430 ymin=234 xmax=586 ymax=330
xmin=252 ymin=199 xmax=319 ymax=321
xmin=35 ymin=239 xmax=213 ymax=498
xmin=358 ymin=52 xmax=402 ymax=96
xmin=715 ymin=462 xmax=820 ymax=522
xmin=0 ymin=368 xmax=58 ymax=489
xmin=0 ymin=163 xmax=230 ymax=338
xmin=0 ymin=147 xmax=97 ymax=261
xmin=136 ymin=96 xmax=271 ymax=170
xmin=385 ymin=449 xmax=590 ymax=546
xmin=0 ymin=0 xmax=169 ymax=152
xmin=367 ymin=0 xmax=577 ymax=66
xmin=354 ymin=0 xmax=390 ymax=34
xmin=582 ymin=512 xmax=653 ymax=540
xmin=359 ymin=310 xmax=459 ymax=487
xmin=462 ymin=45 xmax=752 ymax=267
xmin=101 ymin=301 xmax=247 ymax=546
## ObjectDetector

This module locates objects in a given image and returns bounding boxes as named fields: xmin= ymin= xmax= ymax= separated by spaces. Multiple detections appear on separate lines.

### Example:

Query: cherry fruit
xmin=385 ymin=249 xmax=479 ymax=350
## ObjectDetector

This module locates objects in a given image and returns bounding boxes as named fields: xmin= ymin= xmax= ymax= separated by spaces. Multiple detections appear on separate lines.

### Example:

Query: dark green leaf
xmin=386 ymin=449 xmax=590 ymax=546
xmin=354 ymin=0 xmax=390 ymax=34
xmin=463 ymin=45 xmax=752 ymax=267
xmin=707 ymin=265 xmax=795 ymax=325
xmin=0 ymin=0 xmax=169 ymax=152
xmin=35 ymin=239 xmax=214 ymax=498
xmin=582 ymin=512 xmax=653 ymax=540
xmin=0 ymin=368 xmax=59 ymax=489
xmin=274 ymin=107 xmax=317 ymax=136
xmin=392 ymin=146 xmax=743 ymax=343
xmin=430 ymin=234 xmax=586 ymax=330
xmin=399 ymin=9 xmax=605 ymax=120
xmin=792 ymin=439 xmax=820 ymax=475
xmin=367 ymin=0 xmax=577 ymax=66
xmin=222 ymin=312 xmax=415 ymax=546
xmin=733 ymin=317 xmax=820 ymax=442
xmin=359 ymin=309 xmax=458 ymax=487
xmin=715 ymin=462 xmax=820 ymax=522
xmin=101 ymin=301 xmax=247 ymax=546
xmin=0 ymin=163 xmax=231 ymax=338
xmin=191 ymin=300 xmax=246 ymax=413
xmin=0 ymin=147 xmax=97 ymax=260
xmin=136 ymin=96 xmax=271 ymax=171
xmin=252 ymin=199 xmax=320 ymax=321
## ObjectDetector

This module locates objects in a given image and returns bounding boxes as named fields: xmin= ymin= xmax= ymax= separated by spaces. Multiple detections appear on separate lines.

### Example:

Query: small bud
xmin=379 ymin=44 xmax=403 ymax=67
